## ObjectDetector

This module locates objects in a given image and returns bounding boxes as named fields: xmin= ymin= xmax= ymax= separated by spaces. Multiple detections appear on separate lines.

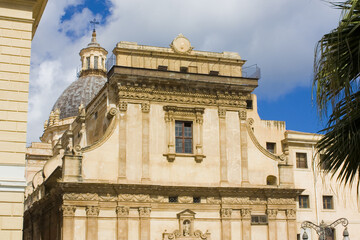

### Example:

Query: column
xmin=116 ymin=206 xmax=129 ymax=240
xmin=32 ymin=211 xmax=41 ymax=240
xmin=61 ymin=205 xmax=76 ymax=240
xmin=118 ymin=101 xmax=127 ymax=181
xmin=141 ymin=102 xmax=150 ymax=181
xmin=138 ymin=207 xmax=151 ymax=240
xmin=286 ymin=209 xmax=297 ymax=240
xmin=164 ymin=108 xmax=175 ymax=162
xmin=267 ymin=209 xmax=278 ymax=240
xmin=218 ymin=108 xmax=228 ymax=185
xmin=86 ymin=206 xmax=100 ymax=240
xmin=240 ymin=208 xmax=251 ymax=240
xmin=239 ymin=109 xmax=249 ymax=185
xmin=220 ymin=208 xmax=232 ymax=240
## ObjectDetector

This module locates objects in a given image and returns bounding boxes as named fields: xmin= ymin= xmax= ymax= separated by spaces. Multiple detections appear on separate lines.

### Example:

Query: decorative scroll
xmin=246 ymin=118 xmax=286 ymax=162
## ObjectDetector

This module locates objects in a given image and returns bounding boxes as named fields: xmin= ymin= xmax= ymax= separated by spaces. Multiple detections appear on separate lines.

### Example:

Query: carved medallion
xmin=171 ymin=34 xmax=193 ymax=54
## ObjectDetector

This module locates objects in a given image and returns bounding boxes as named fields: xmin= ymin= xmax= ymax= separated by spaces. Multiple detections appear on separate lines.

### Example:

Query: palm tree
xmin=313 ymin=0 xmax=360 ymax=187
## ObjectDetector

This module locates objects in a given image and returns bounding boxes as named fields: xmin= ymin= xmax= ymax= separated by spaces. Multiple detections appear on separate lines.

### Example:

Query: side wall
xmin=0 ymin=1 xmax=47 ymax=239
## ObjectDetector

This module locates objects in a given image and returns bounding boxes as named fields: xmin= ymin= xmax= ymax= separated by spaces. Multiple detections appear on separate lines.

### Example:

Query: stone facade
xmin=24 ymin=34 xmax=360 ymax=240
xmin=0 ymin=0 xmax=47 ymax=239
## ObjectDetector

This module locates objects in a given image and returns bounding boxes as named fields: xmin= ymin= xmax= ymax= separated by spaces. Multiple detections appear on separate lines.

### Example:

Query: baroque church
xmin=23 ymin=31 xmax=360 ymax=240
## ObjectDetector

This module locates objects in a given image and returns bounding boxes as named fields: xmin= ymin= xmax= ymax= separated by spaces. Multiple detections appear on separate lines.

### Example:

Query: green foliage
xmin=313 ymin=0 xmax=360 ymax=187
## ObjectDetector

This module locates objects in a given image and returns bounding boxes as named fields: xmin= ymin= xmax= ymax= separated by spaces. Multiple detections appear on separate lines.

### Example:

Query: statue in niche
xmin=183 ymin=220 xmax=190 ymax=236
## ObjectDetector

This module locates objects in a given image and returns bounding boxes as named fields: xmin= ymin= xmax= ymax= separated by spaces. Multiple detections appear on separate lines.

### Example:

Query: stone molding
xmin=86 ymin=206 xmax=100 ymax=217
xmin=61 ymin=205 xmax=76 ymax=217
xmin=116 ymin=206 xmax=130 ymax=217
xmin=220 ymin=208 xmax=232 ymax=219
xmin=267 ymin=198 xmax=295 ymax=205
xmin=138 ymin=207 xmax=151 ymax=217
xmin=163 ymin=105 xmax=205 ymax=162
xmin=63 ymin=193 xmax=98 ymax=201
xmin=116 ymin=80 xmax=249 ymax=108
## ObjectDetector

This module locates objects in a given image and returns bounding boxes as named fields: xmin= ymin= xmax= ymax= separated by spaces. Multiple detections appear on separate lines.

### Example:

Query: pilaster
xmin=118 ymin=101 xmax=127 ymax=181
xmin=218 ymin=107 xmax=228 ymax=185
xmin=141 ymin=102 xmax=150 ymax=182
xmin=61 ymin=205 xmax=76 ymax=240
xmin=239 ymin=109 xmax=249 ymax=185
xmin=240 ymin=208 xmax=251 ymax=240
xmin=86 ymin=206 xmax=100 ymax=240
xmin=267 ymin=209 xmax=278 ymax=240
xmin=138 ymin=207 xmax=151 ymax=240
xmin=286 ymin=209 xmax=297 ymax=240
xmin=220 ymin=208 xmax=232 ymax=240
xmin=116 ymin=206 xmax=129 ymax=240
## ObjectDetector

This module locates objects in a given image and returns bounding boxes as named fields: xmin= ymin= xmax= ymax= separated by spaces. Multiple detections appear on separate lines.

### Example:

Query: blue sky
xmin=27 ymin=0 xmax=340 ymax=143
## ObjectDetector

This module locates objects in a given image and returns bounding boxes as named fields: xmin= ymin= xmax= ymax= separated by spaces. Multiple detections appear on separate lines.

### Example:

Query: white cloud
xmin=27 ymin=0 xmax=341 ymax=143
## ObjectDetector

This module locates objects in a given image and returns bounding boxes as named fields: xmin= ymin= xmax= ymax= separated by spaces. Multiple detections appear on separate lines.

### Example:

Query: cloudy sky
xmin=27 ymin=0 xmax=341 ymax=144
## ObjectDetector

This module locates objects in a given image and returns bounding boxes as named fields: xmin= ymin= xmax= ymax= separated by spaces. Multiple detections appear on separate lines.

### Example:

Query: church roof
xmin=52 ymin=74 xmax=106 ymax=119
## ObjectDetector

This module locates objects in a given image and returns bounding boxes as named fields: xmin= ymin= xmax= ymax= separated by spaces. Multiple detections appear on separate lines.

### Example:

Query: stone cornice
xmin=108 ymin=66 xmax=258 ymax=89
xmin=57 ymin=182 xmax=303 ymax=198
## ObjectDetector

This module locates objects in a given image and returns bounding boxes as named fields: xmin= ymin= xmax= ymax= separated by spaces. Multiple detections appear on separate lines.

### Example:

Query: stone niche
xmin=162 ymin=209 xmax=211 ymax=240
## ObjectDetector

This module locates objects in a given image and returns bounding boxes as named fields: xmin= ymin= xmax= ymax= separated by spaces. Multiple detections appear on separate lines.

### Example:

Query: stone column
xmin=239 ymin=109 xmax=249 ymax=185
xmin=218 ymin=108 xmax=228 ymax=185
xmin=116 ymin=206 xmax=129 ymax=240
xmin=220 ymin=208 xmax=232 ymax=240
xmin=138 ymin=207 xmax=151 ymax=240
xmin=32 ymin=211 xmax=41 ymax=240
xmin=86 ymin=206 xmax=100 ymax=240
xmin=267 ymin=209 xmax=278 ymax=240
xmin=240 ymin=208 xmax=251 ymax=240
xmin=286 ymin=209 xmax=297 ymax=240
xmin=141 ymin=102 xmax=150 ymax=182
xmin=118 ymin=101 xmax=127 ymax=181
xmin=61 ymin=205 xmax=76 ymax=240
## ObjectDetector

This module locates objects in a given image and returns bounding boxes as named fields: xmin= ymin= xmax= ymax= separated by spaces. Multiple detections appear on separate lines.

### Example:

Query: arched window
xmin=266 ymin=175 xmax=277 ymax=185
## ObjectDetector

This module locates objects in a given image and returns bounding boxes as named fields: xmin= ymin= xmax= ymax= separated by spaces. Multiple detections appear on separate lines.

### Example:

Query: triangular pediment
xmin=177 ymin=209 xmax=196 ymax=218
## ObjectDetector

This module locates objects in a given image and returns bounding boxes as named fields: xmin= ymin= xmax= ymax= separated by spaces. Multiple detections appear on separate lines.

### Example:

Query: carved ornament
xmin=222 ymin=197 xmax=251 ymax=205
xmin=246 ymin=118 xmax=286 ymax=162
xmin=116 ymin=206 xmax=130 ymax=217
xmin=178 ymin=196 xmax=193 ymax=204
xmin=141 ymin=102 xmax=150 ymax=113
xmin=218 ymin=108 xmax=226 ymax=119
xmin=138 ymin=207 xmax=151 ymax=217
xmin=63 ymin=193 xmax=99 ymax=201
xmin=266 ymin=209 xmax=278 ymax=219
xmin=239 ymin=109 xmax=247 ymax=120
xmin=118 ymin=100 xmax=127 ymax=111
xmin=86 ymin=206 xmax=100 ymax=217
xmin=61 ymin=205 xmax=76 ymax=217
xmin=206 ymin=197 xmax=221 ymax=204
xmin=286 ymin=209 xmax=296 ymax=220
xmin=220 ymin=208 xmax=232 ymax=218
xmin=267 ymin=198 xmax=295 ymax=205
xmin=170 ymin=34 xmax=193 ymax=54
xmin=240 ymin=208 xmax=251 ymax=219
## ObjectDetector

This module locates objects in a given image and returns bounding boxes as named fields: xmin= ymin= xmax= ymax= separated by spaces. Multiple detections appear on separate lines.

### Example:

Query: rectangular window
xmin=296 ymin=152 xmax=308 ymax=168
xmin=299 ymin=195 xmax=310 ymax=208
xmin=209 ymin=70 xmax=219 ymax=76
xmin=94 ymin=56 xmax=98 ymax=69
xmin=169 ymin=196 xmax=178 ymax=203
xmin=323 ymin=196 xmax=334 ymax=209
xmin=251 ymin=215 xmax=268 ymax=225
xmin=266 ymin=142 xmax=276 ymax=154
xmin=180 ymin=67 xmax=188 ymax=73
xmin=158 ymin=65 xmax=168 ymax=71
xmin=246 ymin=100 xmax=253 ymax=109
xmin=175 ymin=121 xmax=193 ymax=154
xmin=86 ymin=57 xmax=90 ymax=69
xmin=193 ymin=197 xmax=201 ymax=203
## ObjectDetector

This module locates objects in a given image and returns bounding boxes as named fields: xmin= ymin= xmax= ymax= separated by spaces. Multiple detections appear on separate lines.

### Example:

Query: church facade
xmin=23 ymin=33 xmax=360 ymax=240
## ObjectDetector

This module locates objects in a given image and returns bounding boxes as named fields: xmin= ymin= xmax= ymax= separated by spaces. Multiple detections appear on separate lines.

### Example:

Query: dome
xmin=52 ymin=74 xmax=106 ymax=119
